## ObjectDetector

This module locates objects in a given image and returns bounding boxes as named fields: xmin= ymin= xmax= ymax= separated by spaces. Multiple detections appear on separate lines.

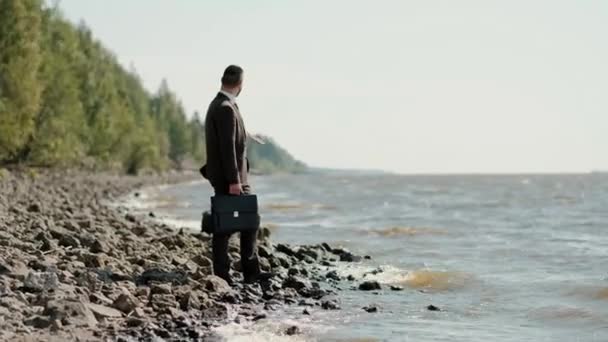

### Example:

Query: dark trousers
xmin=211 ymin=185 xmax=260 ymax=283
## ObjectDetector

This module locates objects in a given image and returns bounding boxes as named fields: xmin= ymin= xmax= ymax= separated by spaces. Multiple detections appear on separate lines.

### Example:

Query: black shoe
xmin=244 ymin=272 xmax=275 ymax=284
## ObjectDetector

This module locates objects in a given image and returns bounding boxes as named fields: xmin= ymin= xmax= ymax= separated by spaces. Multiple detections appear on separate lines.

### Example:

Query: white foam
xmin=335 ymin=263 xmax=409 ymax=284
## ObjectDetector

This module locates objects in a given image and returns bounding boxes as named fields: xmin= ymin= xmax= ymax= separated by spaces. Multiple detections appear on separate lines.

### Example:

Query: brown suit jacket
xmin=204 ymin=92 xmax=248 ymax=193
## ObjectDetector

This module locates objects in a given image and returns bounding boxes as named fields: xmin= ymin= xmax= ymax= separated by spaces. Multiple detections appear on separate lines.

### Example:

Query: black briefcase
xmin=201 ymin=194 xmax=260 ymax=235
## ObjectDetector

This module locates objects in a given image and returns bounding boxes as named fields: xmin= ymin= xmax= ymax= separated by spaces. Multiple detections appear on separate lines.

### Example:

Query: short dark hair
xmin=221 ymin=65 xmax=243 ymax=86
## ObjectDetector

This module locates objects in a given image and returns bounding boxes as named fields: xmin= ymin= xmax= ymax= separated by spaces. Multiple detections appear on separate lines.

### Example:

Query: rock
xmin=149 ymin=294 xmax=178 ymax=312
xmin=276 ymin=244 xmax=297 ymax=257
xmin=27 ymin=202 xmax=41 ymax=213
xmin=257 ymin=245 xmax=272 ymax=258
xmin=203 ymin=275 xmax=232 ymax=293
xmin=24 ymin=315 xmax=52 ymax=329
xmin=137 ymin=268 xmax=187 ymax=285
xmin=90 ymin=239 xmax=109 ymax=254
xmin=150 ymin=283 xmax=172 ymax=295
xmin=252 ymin=313 xmax=266 ymax=321
xmin=363 ymin=305 xmax=378 ymax=313
xmin=325 ymin=270 xmax=341 ymax=281
xmin=338 ymin=251 xmax=362 ymax=262
xmin=127 ymin=317 xmax=147 ymax=327
xmin=112 ymin=293 xmax=140 ymax=313
xmin=427 ymin=305 xmax=441 ymax=311
xmin=23 ymin=272 xmax=59 ymax=293
xmin=285 ymin=325 xmax=301 ymax=336
xmin=43 ymin=299 xmax=98 ymax=328
xmin=178 ymin=290 xmax=205 ymax=311
xmin=58 ymin=234 xmax=81 ymax=248
xmin=302 ymin=308 xmax=311 ymax=315
xmin=87 ymin=303 xmax=123 ymax=319
xmin=321 ymin=299 xmax=340 ymax=310
xmin=358 ymin=281 xmax=381 ymax=291
xmin=390 ymin=285 xmax=404 ymax=291
xmin=282 ymin=276 xmax=311 ymax=292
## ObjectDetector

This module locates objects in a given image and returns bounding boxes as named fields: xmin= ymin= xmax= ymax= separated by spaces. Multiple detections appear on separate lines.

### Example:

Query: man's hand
xmin=229 ymin=183 xmax=242 ymax=195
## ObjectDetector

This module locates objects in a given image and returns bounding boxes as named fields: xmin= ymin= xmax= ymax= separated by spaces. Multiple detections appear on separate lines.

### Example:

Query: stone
xmin=203 ymin=275 xmax=232 ymax=293
xmin=358 ymin=281 xmax=381 ymax=291
xmin=112 ymin=293 xmax=140 ymax=313
xmin=325 ymin=270 xmax=341 ymax=281
xmin=27 ymin=203 xmax=41 ymax=213
xmin=58 ymin=234 xmax=81 ymax=248
xmin=390 ymin=285 xmax=404 ymax=291
xmin=137 ymin=268 xmax=187 ymax=285
xmin=338 ymin=251 xmax=362 ymax=262
xmin=24 ymin=315 xmax=52 ymax=329
xmin=43 ymin=299 xmax=98 ymax=328
xmin=87 ymin=303 xmax=123 ymax=319
xmin=90 ymin=239 xmax=109 ymax=254
xmin=276 ymin=244 xmax=297 ymax=257
xmin=282 ymin=276 xmax=310 ymax=292
xmin=150 ymin=283 xmax=172 ymax=295
xmin=285 ymin=325 xmax=301 ymax=336
xmin=23 ymin=272 xmax=59 ymax=293
xmin=427 ymin=305 xmax=441 ymax=311
xmin=363 ymin=305 xmax=378 ymax=313
xmin=321 ymin=299 xmax=340 ymax=310
xmin=252 ymin=313 xmax=266 ymax=321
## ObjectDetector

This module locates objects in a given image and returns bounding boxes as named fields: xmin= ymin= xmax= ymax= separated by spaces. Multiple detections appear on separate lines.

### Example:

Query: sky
xmin=59 ymin=0 xmax=607 ymax=174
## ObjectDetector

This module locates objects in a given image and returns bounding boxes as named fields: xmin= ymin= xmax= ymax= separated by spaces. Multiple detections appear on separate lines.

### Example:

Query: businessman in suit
xmin=203 ymin=65 xmax=263 ymax=284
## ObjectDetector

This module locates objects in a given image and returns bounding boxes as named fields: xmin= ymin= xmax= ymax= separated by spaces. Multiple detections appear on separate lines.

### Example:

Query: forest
xmin=0 ymin=0 xmax=305 ymax=174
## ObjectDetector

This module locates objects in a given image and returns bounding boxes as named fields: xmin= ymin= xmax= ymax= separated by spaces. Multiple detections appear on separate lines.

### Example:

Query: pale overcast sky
xmin=59 ymin=0 xmax=607 ymax=174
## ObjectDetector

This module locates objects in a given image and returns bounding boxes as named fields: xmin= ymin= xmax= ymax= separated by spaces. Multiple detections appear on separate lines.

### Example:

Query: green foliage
xmin=0 ymin=1 xmax=304 ymax=175
xmin=0 ymin=0 xmax=43 ymax=161
xmin=247 ymin=136 xmax=306 ymax=174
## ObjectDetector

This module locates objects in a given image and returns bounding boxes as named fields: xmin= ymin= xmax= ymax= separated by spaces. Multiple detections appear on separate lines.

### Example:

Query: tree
xmin=0 ymin=0 xmax=43 ymax=162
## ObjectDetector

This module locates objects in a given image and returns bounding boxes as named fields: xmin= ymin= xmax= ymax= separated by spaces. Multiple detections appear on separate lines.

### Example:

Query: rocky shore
xmin=0 ymin=169 xmax=366 ymax=341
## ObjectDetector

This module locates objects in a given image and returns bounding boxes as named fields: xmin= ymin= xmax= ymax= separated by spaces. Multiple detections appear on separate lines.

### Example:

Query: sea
xmin=125 ymin=170 xmax=608 ymax=342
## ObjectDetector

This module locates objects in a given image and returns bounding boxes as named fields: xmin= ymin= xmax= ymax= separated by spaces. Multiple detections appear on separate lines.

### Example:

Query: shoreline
xmin=0 ymin=169 xmax=364 ymax=341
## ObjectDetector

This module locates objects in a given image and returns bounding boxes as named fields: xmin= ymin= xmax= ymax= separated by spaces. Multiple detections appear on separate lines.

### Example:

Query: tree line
xmin=0 ymin=0 xmax=304 ymax=174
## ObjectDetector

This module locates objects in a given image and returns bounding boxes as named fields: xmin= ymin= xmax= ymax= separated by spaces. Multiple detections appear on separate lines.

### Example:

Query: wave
xmin=335 ymin=264 xmax=471 ymax=291
xmin=363 ymin=226 xmax=447 ymax=237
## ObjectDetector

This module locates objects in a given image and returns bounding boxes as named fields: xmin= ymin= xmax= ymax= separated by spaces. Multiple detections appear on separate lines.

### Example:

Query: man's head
xmin=221 ymin=65 xmax=244 ymax=96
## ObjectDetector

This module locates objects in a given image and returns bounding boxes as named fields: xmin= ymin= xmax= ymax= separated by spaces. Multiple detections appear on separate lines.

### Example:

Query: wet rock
xmin=358 ymin=281 xmax=381 ymax=291
xmin=321 ymin=299 xmax=340 ymax=310
xmin=427 ymin=304 xmax=441 ymax=311
xmin=390 ymin=285 xmax=404 ymax=291
xmin=276 ymin=244 xmax=297 ymax=257
xmin=302 ymin=308 xmax=311 ymax=315
xmin=282 ymin=276 xmax=311 ymax=292
xmin=252 ymin=313 xmax=266 ymax=321
xmin=325 ymin=270 xmax=341 ymax=281
xmin=338 ymin=251 xmax=362 ymax=263
xmin=347 ymin=275 xmax=356 ymax=281
xmin=363 ymin=305 xmax=378 ymax=313
xmin=27 ymin=202 xmax=41 ymax=213
xmin=285 ymin=325 xmax=301 ymax=336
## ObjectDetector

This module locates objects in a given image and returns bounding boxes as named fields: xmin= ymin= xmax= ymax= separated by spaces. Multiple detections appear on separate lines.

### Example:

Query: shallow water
xmin=134 ymin=171 xmax=608 ymax=342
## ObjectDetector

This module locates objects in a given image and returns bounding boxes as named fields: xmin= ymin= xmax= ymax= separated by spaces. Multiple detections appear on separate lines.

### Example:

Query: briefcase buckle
xmin=233 ymin=211 xmax=239 ymax=218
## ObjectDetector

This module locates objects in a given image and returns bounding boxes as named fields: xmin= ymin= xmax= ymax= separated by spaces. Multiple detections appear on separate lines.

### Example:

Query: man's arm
xmin=216 ymin=105 xmax=240 ymax=189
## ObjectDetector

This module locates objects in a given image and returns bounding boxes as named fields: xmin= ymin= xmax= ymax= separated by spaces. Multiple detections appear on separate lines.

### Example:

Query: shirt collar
xmin=219 ymin=90 xmax=237 ymax=104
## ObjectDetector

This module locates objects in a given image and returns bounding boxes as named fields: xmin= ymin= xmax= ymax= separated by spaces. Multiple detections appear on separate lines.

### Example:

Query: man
xmin=203 ymin=65 xmax=262 ymax=285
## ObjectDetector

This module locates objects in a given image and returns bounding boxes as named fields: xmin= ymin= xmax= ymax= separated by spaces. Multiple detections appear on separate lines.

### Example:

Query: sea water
xmin=129 ymin=171 xmax=608 ymax=342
